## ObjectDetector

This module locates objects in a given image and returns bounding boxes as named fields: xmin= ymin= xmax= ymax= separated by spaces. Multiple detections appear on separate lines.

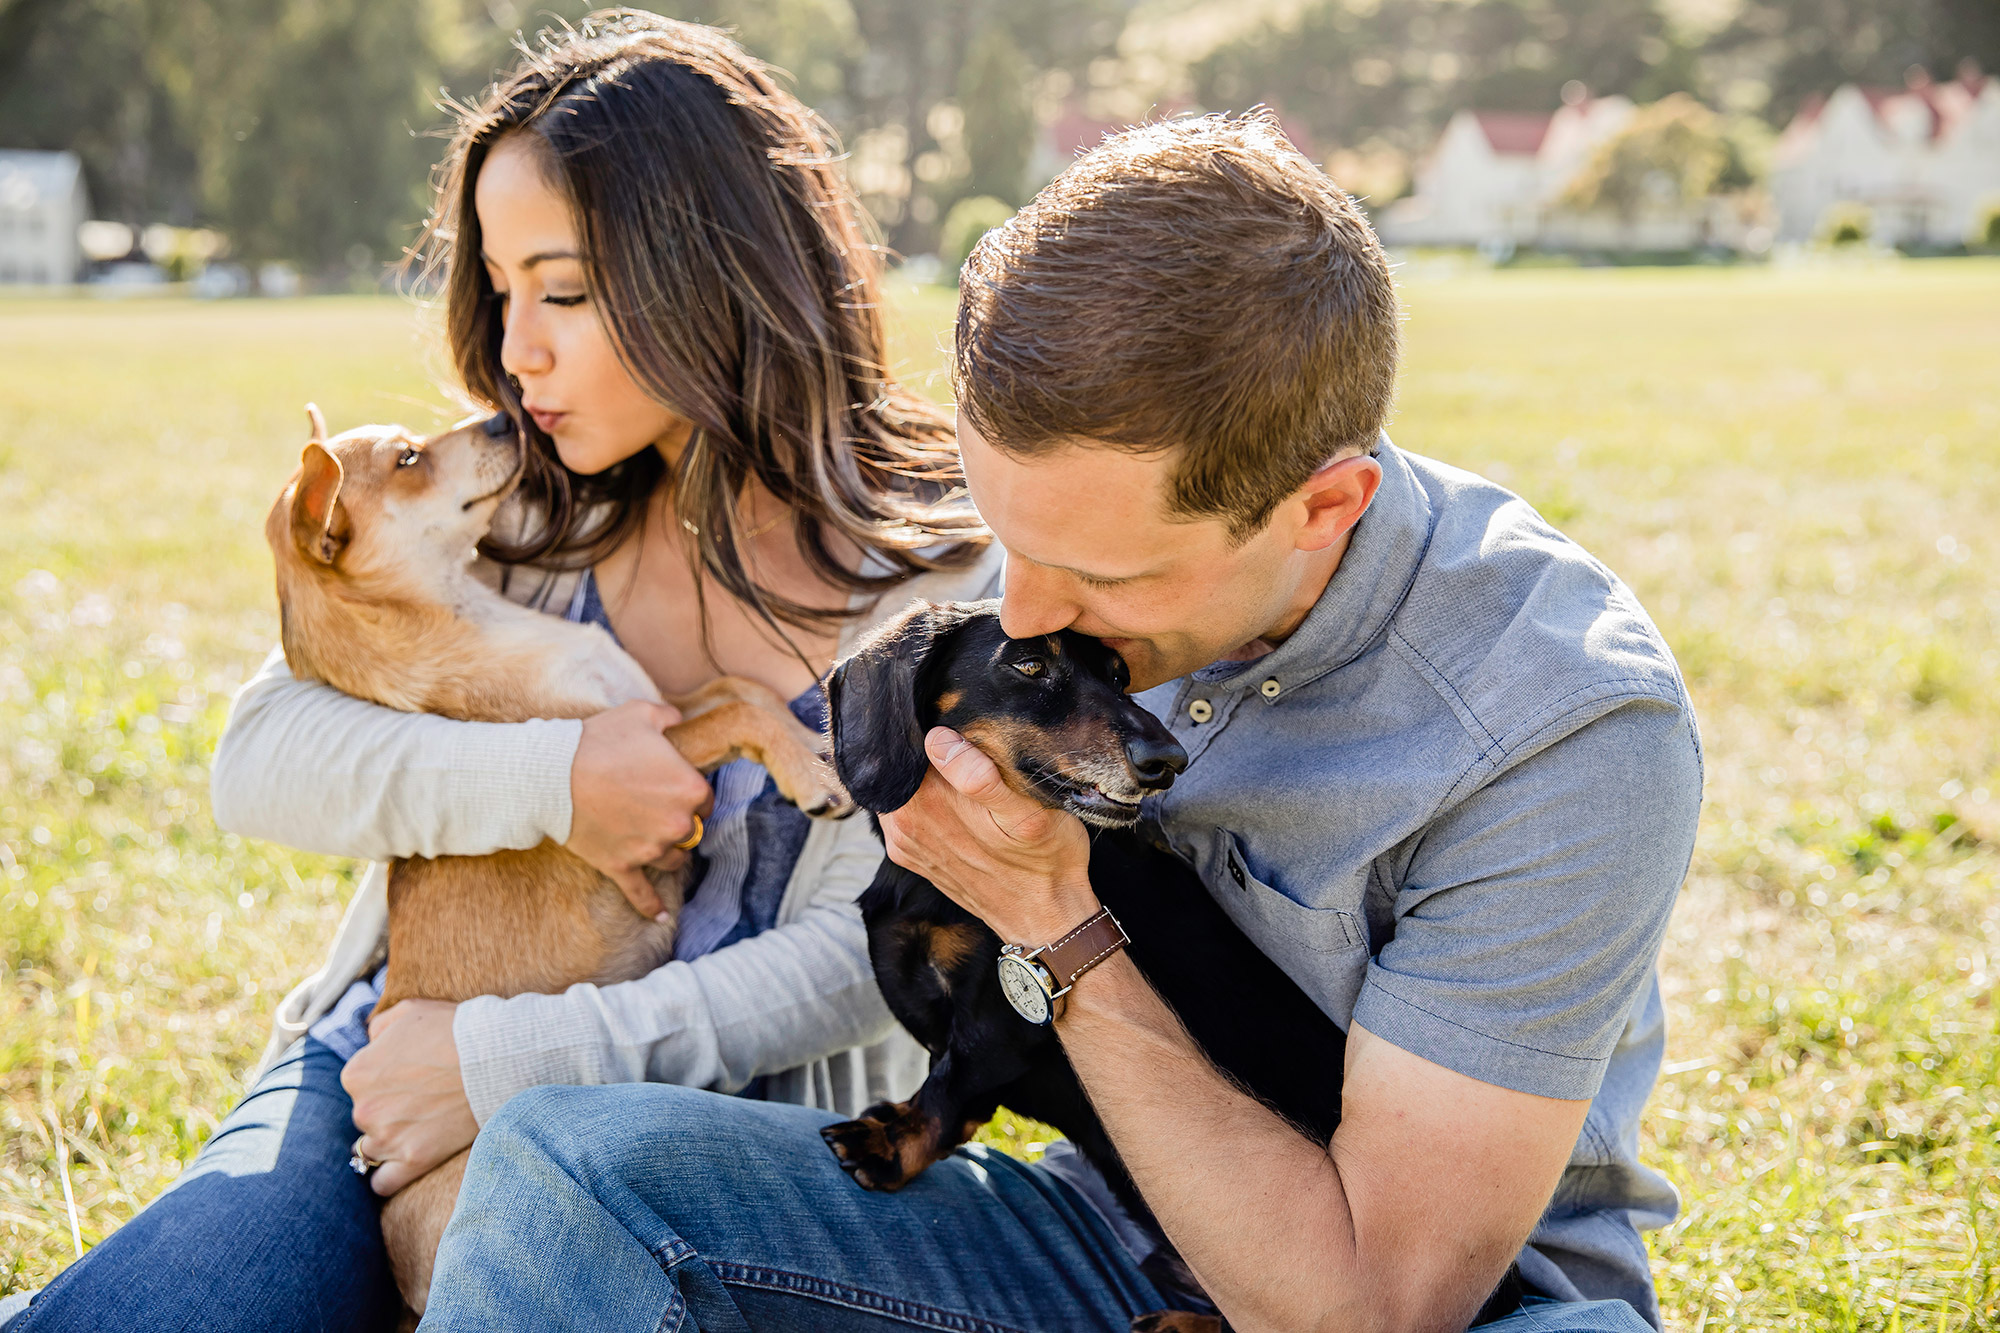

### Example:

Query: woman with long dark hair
xmin=3 ymin=13 xmax=995 ymax=1331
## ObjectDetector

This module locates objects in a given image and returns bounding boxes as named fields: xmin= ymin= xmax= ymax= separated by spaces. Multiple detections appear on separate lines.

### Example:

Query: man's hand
xmin=567 ymin=700 xmax=714 ymax=919
xmin=343 ymin=999 xmax=479 ymax=1198
xmin=877 ymin=727 xmax=1098 ymax=943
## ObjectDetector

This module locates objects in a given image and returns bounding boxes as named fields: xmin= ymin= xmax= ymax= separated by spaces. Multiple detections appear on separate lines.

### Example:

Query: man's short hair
xmin=953 ymin=111 xmax=1400 ymax=540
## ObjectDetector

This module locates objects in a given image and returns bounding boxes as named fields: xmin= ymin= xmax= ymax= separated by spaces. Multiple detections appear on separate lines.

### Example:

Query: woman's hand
xmin=343 ymin=999 xmax=479 ymax=1197
xmin=567 ymin=700 xmax=715 ymax=918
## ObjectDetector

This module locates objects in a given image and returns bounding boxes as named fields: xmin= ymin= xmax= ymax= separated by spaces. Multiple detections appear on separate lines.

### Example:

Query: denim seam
xmin=648 ymin=1236 xmax=702 ymax=1333
xmin=1580 ymin=1109 xmax=1619 ymax=1165
xmin=1678 ymin=678 xmax=1707 ymax=788
xmin=1366 ymin=973 xmax=1609 ymax=1066
xmin=1486 ymin=678 xmax=1685 ymax=760
xmin=1389 ymin=626 xmax=1503 ymax=757
xmin=707 ymin=1261 xmax=1036 ymax=1333
xmin=655 ymin=1237 xmax=700 ymax=1268
xmin=1433 ymin=680 xmax=1685 ymax=813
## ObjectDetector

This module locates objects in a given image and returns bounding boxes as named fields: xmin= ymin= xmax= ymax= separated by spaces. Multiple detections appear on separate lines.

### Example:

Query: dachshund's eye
xmin=396 ymin=447 xmax=422 ymax=468
xmin=1012 ymin=657 xmax=1046 ymax=679
xmin=1107 ymin=657 xmax=1130 ymax=690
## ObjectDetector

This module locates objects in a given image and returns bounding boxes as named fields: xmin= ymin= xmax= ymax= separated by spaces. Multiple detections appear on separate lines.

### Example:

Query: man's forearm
xmin=1056 ymin=952 xmax=1364 ymax=1333
xmin=879 ymin=734 xmax=1573 ymax=1330
xmin=1057 ymin=955 xmax=1525 ymax=1333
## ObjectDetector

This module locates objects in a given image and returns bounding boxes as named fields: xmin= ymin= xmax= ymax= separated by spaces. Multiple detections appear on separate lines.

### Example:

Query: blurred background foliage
xmin=1 ymin=0 xmax=1996 ymax=275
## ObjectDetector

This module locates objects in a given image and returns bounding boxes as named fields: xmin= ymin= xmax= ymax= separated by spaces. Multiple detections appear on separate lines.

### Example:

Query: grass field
xmin=4 ymin=261 xmax=1999 ymax=1327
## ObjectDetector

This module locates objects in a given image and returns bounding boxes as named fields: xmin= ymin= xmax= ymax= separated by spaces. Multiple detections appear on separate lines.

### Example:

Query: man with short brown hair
xmin=419 ymin=113 xmax=1697 ymax=1333
xmin=955 ymin=113 xmax=1400 ymax=543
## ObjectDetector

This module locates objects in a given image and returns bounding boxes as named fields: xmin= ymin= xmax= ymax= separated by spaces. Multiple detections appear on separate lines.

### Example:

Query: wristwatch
xmin=996 ymin=906 xmax=1129 ymax=1027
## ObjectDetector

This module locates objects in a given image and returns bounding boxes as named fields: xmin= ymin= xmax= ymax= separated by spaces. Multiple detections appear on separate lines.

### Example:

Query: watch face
xmin=997 ymin=955 xmax=1053 ymax=1026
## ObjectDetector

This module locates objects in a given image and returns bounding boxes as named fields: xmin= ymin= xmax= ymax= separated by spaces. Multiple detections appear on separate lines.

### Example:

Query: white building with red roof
xmin=1376 ymin=94 xmax=1634 ymax=248
xmin=1771 ymin=68 xmax=2000 ymax=245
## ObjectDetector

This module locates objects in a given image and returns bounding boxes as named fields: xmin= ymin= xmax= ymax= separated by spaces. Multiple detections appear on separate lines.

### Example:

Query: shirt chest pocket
xmin=1202 ymin=827 xmax=1368 ymax=1026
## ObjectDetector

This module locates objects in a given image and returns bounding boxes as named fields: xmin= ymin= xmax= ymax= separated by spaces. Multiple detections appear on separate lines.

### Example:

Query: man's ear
xmin=291 ymin=442 xmax=349 ymax=565
xmin=1295 ymin=452 xmax=1382 ymax=552
xmin=824 ymin=601 xmax=969 ymax=814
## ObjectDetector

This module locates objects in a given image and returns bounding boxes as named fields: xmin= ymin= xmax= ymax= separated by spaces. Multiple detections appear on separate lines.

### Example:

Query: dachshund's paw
xmin=1130 ymin=1314 xmax=1224 ymax=1333
xmin=819 ymin=1101 xmax=938 ymax=1191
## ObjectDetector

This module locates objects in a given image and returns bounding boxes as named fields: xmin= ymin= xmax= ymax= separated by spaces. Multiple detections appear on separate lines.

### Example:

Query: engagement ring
xmin=349 ymin=1136 xmax=382 ymax=1176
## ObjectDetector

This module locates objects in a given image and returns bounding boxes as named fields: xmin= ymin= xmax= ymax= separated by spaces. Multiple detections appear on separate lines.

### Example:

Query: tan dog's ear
xmin=292 ymin=442 xmax=349 ymax=565
xmin=305 ymin=402 xmax=327 ymax=444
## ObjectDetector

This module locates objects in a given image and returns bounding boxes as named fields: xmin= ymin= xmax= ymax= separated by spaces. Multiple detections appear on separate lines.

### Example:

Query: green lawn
xmin=4 ymin=261 xmax=1999 ymax=1327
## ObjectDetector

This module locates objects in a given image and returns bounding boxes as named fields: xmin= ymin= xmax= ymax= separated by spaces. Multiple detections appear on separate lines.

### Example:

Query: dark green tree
xmin=1707 ymin=0 xmax=2000 ymax=124
xmin=1193 ymin=0 xmax=1696 ymax=156
xmin=688 ymin=0 xmax=859 ymax=117
xmin=0 ymin=0 xmax=201 ymax=227
xmin=203 ymin=0 xmax=460 ymax=271
xmin=823 ymin=0 xmax=1127 ymax=252
xmin=958 ymin=25 xmax=1033 ymax=206
xmin=0 ymin=0 xmax=478 ymax=273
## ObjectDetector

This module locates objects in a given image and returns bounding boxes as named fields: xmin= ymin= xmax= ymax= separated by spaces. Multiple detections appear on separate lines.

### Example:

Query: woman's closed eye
xmin=542 ymin=292 xmax=587 ymax=307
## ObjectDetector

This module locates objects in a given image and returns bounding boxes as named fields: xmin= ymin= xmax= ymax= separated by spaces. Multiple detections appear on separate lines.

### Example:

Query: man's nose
xmin=997 ymin=563 xmax=1078 ymax=640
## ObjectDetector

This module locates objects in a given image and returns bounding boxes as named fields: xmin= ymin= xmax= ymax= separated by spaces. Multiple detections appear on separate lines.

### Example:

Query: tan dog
xmin=266 ymin=405 xmax=849 ymax=1315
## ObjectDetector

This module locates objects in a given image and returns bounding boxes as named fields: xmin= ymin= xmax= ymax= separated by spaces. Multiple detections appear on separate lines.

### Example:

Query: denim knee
xmin=472 ymin=1083 xmax=749 ymax=1182
xmin=476 ymin=1083 xmax=586 ymax=1144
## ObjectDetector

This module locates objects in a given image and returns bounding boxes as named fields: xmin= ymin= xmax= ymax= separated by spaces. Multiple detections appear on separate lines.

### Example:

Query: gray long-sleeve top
xmin=213 ymin=544 xmax=1003 ymax=1121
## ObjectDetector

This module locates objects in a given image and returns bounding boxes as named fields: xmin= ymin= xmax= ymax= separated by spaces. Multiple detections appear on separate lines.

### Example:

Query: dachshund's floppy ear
xmin=824 ymin=601 xmax=968 ymax=814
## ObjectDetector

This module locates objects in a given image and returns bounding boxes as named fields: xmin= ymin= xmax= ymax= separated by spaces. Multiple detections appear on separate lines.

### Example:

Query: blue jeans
xmin=420 ymin=1083 xmax=1655 ymax=1333
xmin=6 ymin=1038 xmax=400 ymax=1333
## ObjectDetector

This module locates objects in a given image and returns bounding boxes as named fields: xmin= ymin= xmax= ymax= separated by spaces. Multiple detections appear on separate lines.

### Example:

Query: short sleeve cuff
xmin=1351 ymin=971 xmax=1610 ymax=1102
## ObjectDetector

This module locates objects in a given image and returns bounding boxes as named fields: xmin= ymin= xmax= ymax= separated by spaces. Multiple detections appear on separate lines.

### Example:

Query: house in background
xmin=1770 ymin=69 xmax=2000 ymax=246
xmin=0 ymin=150 xmax=89 ymax=284
xmin=1375 ymin=93 xmax=1633 ymax=249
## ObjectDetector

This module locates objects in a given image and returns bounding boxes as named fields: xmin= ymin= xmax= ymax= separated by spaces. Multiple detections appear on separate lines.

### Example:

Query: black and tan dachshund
xmin=817 ymin=600 xmax=1348 ymax=1332
xmin=820 ymin=599 xmax=1528 ymax=1332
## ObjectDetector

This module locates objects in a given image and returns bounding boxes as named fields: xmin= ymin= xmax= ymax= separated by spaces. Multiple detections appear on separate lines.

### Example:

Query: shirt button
xmin=1187 ymin=699 xmax=1214 ymax=724
xmin=1260 ymin=678 xmax=1281 ymax=699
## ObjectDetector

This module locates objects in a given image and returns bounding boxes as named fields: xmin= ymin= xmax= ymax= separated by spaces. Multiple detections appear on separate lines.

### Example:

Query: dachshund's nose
xmin=482 ymin=411 xmax=516 ymax=438
xmin=1124 ymin=732 xmax=1189 ymax=790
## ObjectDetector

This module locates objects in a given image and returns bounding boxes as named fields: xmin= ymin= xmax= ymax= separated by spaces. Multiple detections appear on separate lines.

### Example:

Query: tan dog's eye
xmin=1012 ymin=658 xmax=1046 ymax=679
xmin=396 ymin=447 xmax=421 ymax=468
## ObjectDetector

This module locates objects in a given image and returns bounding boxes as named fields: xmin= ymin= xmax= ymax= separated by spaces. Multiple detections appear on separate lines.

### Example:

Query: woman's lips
xmin=526 ymin=407 xmax=567 ymax=433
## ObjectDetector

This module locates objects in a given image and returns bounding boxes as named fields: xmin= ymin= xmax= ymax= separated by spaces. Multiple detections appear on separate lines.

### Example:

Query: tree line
xmin=0 ymin=0 xmax=1993 ymax=274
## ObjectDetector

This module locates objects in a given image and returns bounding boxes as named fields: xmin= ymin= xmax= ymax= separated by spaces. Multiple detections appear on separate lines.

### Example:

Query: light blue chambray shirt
xmin=1131 ymin=437 xmax=1702 ymax=1326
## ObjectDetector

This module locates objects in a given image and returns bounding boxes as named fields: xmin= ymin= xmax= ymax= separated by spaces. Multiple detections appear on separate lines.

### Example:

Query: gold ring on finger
xmin=349 ymin=1135 xmax=383 ymax=1175
xmin=673 ymin=814 xmax=704 ymax=851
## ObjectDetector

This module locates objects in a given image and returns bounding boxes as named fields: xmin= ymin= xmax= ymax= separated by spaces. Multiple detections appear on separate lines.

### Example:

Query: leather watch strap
xmin=1038 ymin=906 xmax=1129 ymax=990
